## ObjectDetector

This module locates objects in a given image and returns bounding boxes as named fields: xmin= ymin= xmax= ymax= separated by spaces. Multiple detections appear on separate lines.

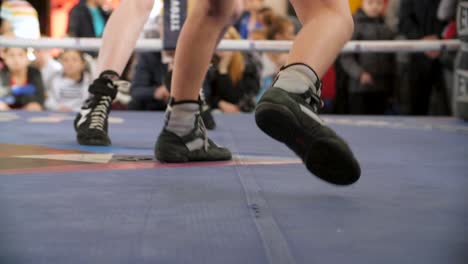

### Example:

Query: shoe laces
xmin=199 ymin=90 xmax=210 ymax=112
xmin=197 ymin=115 xmax=209 ymax=152
xmin=306 ymin=85 xmax=324 ymax=113
xmin=89 ymin=96 xmax=112 ymax=131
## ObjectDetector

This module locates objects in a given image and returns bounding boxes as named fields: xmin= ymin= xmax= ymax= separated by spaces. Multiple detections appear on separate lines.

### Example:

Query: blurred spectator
xmin=399 ymin=0 xmax=448 ymax=115
xmin=129 ymin=52 xmax=170 ymax=111
xmin=32 ymin=49 xmax=62 ymax=90
xmin=385 ymin=0 xmax=401 ymax=33
xmin=0 ymin=18 xmax=7 ymax=71
xmin=438 ymin=0 xmax=458 ymax=114
xmin=0 ymin=47 xmax=44 ymax=111
xmin=258 ymin=16 xmax=295 ymax=99
xmin=340 ymin=0 xmax=395 ymax=115
xmin=0 ymin=0 xmax=40 ymax=39
xmin=45 ymin=50 xmax=91 ymax=112
xmin=0 ymin=17 xmax=13 ymax=36
xmin=257 ymin=7 xmax=275 ymax=28
xmin=206 ymin=27 xmax=260 ymax=113
xmin=67 ymin=0 xmax=111 ymax=38
xmin=437 ymin=0 xmax=457 ymax=21
xmin=235 ymin=0 xmax=265 ymax=39
xmin=382 ymin=0 xmax=412 ymax=115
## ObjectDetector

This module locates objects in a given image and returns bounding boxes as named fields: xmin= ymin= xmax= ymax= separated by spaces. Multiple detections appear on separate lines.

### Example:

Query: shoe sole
xmin=77 ymin=133 xmax=111 ymax=146
xmin=255 ymin=102 xmax=360 ymax=186
xmin=156 ymin=153 xmax=232 ymax=163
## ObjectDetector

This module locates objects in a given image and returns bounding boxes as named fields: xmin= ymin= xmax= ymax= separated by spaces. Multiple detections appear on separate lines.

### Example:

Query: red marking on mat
xmin=0 ymin=160 xmax=301 ymax=175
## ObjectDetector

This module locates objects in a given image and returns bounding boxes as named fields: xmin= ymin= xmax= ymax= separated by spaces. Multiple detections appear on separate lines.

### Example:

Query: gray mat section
xmin=1 ymin=112 xmax=468 ymax=263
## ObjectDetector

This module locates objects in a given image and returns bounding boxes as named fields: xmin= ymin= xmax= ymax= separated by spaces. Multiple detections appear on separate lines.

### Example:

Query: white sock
xmin=274 ymin=64 xmax=321 ymax=95
xmin=164 ymin=101 xmax=199 ymax=137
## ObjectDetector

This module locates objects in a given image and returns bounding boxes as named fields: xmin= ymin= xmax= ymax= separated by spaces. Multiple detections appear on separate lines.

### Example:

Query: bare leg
xmin=97 ymin=0 xmax=154 ymax=75
xmin=288 ymin=0 xmax=354 ymax=77
xmin=170 ymin=0 xmax=242 ymax=101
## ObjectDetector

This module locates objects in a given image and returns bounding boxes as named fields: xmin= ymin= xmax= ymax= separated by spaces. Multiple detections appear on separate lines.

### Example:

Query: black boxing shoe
xmin=155 ymin=100 xmax=231 ymax=163
xmin=255 ymin=67 xmax=361 ymax=186
xmin=74 ymin=71 xmax=118 ymax=146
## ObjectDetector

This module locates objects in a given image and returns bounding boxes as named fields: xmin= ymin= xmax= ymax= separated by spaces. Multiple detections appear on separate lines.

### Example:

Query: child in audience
xmin=340 ymin=0 xmax=395 ymax=114
xmin=45 ymin=50 xmax=91 ymax=112
xmin=33 ymin=48 xmax=62 ymax=90
xmin=0 ymin=47 xmax=44 ymax=111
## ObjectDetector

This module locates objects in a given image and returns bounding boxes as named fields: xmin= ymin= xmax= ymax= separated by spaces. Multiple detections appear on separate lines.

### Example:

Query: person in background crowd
xmin=32 ymin=49 xmax=63 ymax=91
xmin=129 ymin=51 xmax=170 ymax=111
xmin=45 ymin=50 xmax=91 ymax=112
xmin=0 ymin=18 xmax=8 ymax=71
xmin=340 ymin=0 xmax=395 ymax=115
xmin=258 ymin=16 xmax=295 ymax=99
xmin=0 ymin=17 xmax=13 ymax=36
xmin=384 ymin=0 xmax=401 ymax=34
xmin=437 ymin=0 xmax=457 ymax=21
xmin=0 ymin=0 xmax=40 ymax=39
xmin=399 ymin=0 xmax=448 ymax=115
xmin=382 ymin=0 xmax=412 ymax=115
xmin=206 ymin=27 xmax=260 ymax=113
xmin=0 ymin=47 xmax=44 ymax=111
xmin=257 ymin=7 xmax=275 ymax=29
xmin=68 ymin=0 xmax=111 ymax=39
xmin=437 ymin=0 xmax=458 ymax=114
xmin=235 ymin=0 xmax=265 ymax=39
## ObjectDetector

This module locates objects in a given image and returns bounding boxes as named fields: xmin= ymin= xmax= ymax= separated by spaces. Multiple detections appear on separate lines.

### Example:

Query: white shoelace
xmin=197 ymin=115 xmax=209 ymax=152
xmin=305 ymin=86 xmax=324 ymax=113
xmin=89 ymin=96 xmax=112 ymax=130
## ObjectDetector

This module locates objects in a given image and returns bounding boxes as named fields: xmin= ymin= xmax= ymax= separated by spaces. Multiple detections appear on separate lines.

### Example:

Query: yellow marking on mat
xmin=0 ymin=113 xmax=20 ymax=122
xmin=15 ymin=153 xmax=114 ymax=164
xmin=109 ymin=117 xmax=124 ymax=124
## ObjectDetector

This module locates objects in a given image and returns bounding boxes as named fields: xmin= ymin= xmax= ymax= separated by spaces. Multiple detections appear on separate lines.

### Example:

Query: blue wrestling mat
xmin=1 ymin=111 xmax=467 ymax=264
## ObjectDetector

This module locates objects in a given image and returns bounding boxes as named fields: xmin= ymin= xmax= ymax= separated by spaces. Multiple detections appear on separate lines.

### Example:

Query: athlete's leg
xmin=170 ymin=0 xmax=242 ymax=101
xmin=154 ymin=0 xmax=242 ymax=162
xmin=97 ymin=0 xmax=154 ymax=75
xmin=255 ymin=0 xmax=361 ymax=185
xmin=75 ymin=0 xmax=153 ymax=146
xmin=288 ymin=0 xmax=353 ymax=77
